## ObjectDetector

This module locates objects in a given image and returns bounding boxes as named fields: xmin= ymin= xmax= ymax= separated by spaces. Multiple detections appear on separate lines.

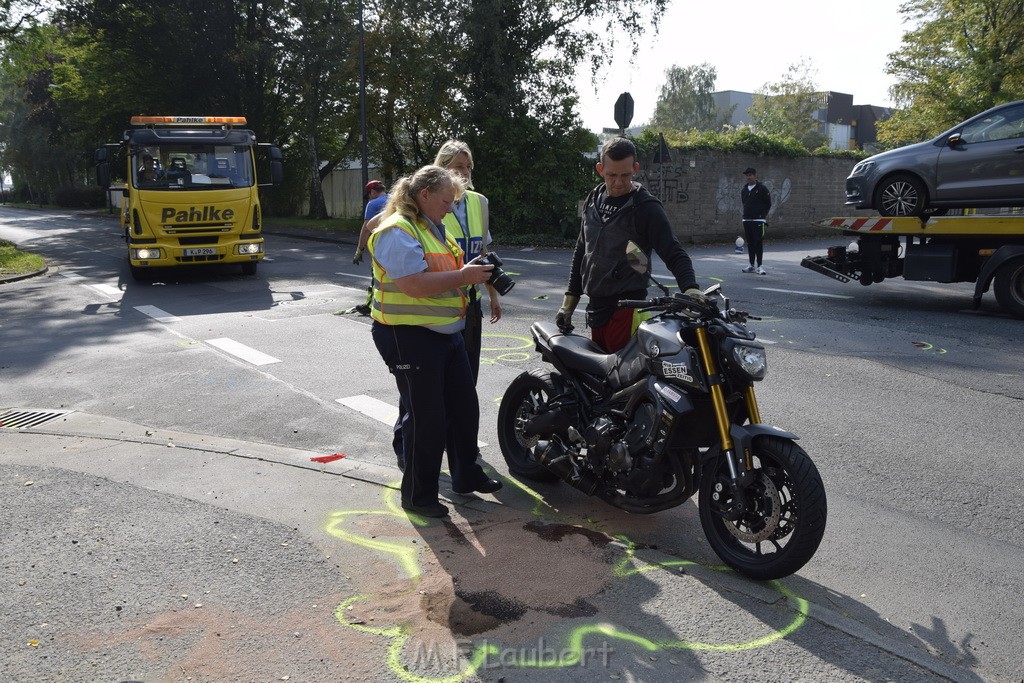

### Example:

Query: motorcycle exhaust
xmin=524 ymin=408 xmax=572 ymax=438
xmin=535 ymin=440 xmax=599 ymax=495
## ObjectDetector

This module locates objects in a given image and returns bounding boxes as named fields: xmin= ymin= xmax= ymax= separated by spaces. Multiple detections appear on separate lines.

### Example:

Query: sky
xmin=575 ymin=0 xmax=913 ymax=131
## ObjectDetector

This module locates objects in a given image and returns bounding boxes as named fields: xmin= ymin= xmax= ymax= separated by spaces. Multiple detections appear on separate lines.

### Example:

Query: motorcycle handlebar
xmin=619 ymin=292 xmax=755 ymax=324
xmin=619 ymin=295 xmax=720 ymax=318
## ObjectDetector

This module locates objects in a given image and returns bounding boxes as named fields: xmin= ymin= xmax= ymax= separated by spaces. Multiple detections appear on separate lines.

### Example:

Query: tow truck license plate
xmin=184 ymin=248 xmax=217 ymax=256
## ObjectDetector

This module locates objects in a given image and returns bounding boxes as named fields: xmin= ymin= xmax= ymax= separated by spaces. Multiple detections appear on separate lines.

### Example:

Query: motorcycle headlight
xmin=725 ymin=341 xmax=767 ymax=381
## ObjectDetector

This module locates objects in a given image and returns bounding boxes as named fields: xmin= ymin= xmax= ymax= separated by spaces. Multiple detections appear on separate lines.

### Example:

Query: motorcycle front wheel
xmin=496 ymin=369 xmax=561 ymax=482
xmin=698 ymin=436 xmax=826 ymax=580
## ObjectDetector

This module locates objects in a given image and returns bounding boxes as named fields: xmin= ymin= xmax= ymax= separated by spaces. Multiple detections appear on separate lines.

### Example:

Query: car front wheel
xmin=875 ymin=174 xmax=927 ymax=216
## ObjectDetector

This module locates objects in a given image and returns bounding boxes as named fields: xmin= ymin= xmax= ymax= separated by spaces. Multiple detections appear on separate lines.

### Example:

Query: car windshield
xmin=132 ymin=144 xmax=254 ymax=190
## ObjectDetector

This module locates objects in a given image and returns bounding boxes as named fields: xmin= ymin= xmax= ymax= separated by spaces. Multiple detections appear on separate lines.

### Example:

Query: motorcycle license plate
xmin=184 ymin=248 xmax=217 ymax=256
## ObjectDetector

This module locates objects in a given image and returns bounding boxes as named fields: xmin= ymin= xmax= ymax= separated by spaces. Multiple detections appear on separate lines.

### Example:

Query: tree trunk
xmin=307 ymin=133 xmax=328 ymax=219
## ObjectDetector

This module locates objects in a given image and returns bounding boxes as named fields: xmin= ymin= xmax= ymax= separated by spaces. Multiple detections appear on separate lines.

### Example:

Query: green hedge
xmin=635 ymin=128 xmax=870 ymax=160
xmin=53 ymin=185 xmax=107 ymax=208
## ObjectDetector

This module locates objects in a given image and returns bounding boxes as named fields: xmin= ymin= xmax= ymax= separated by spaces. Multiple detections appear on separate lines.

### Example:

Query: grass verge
xmin=265 ymin=216 xmax=363 ymax=234
xmin=0 ymin=239 xmax=46 ymax=277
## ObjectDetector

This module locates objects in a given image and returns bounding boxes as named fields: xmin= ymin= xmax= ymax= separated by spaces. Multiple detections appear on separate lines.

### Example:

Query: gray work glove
xmin=681 ymin=287 xmax=709 ymax=305
xmin=352 ymin=247 xmax=364 ymax=265
xmin=555 ymin=294 xmax=579 ymax=333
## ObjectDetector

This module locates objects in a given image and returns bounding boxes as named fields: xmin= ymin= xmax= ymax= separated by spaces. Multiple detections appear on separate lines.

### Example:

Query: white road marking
xmin=87 ymin=283 xmax=122 ymax=299
xmin=500 ymin=257 xmax=559 ymax=266
xmin=338 ymin=394 xmax=488 ymax=447
xmin=60 ymin=271 xmax=85 ymax=281
xmin=335 ymin=272 xmax=372 ymax=281
xmin=134 ymin=305 xmax=181 ymax=323
xmin=754 ymin=287 xmax=853 ymax=299
xmin=206 ymin=338 xmax=281 ymax=366
xmin=337 ymin=394 xmax=397 ymax=423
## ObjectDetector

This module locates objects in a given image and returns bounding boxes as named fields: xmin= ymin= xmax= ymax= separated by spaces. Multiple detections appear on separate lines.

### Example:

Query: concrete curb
xmin=0 ymin=265 xmax=48 ymax=284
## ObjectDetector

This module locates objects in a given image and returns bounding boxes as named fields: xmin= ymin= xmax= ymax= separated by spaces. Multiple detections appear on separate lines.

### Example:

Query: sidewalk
xmin=0 ymin=411 xmax=401 ymax=681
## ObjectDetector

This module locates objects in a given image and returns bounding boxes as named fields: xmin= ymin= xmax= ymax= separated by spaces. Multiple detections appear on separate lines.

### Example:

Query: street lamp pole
xmin=358 ymin=0 xmax=368 ymax=195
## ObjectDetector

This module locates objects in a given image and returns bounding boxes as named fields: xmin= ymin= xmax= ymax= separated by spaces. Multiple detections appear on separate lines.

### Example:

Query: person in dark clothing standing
xmin=556 ymin=137 xmax=701 ymax=354
xmin=740 ymin=167 xmax=772 ymax=275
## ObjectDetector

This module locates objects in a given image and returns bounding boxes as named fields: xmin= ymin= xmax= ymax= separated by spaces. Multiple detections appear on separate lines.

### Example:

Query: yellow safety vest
xmin=442 ymin=191 xmax=484 ymax=260
xmin=368 ymin=214 xmax=466 ymax=327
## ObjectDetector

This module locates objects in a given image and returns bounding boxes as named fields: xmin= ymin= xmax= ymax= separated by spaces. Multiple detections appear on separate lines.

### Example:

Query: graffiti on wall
xmin=717 ymin=173 xmax=793 ymax=218
xmin=635 ymin=163 xmax=692 ymax=205
xmin=635 ymin=161 xmax=794 ymax=219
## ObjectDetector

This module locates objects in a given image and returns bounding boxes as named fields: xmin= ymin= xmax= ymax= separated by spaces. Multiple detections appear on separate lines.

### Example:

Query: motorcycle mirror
xmin=625 ymin=240 xmax=648 ymax=274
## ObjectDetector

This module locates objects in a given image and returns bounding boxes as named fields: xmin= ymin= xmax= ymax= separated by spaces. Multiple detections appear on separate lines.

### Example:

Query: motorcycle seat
xmin=532 ymin=322 xmax=620 ymax=377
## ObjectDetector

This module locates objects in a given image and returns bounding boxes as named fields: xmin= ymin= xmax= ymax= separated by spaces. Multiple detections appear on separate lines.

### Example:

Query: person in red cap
xmin=352 ymin=180 xmax=389 ymax=314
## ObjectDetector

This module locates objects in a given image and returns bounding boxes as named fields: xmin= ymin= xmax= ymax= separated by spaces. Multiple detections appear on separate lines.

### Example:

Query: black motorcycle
xmin=497 ymin=285 xmax=827 ymax=580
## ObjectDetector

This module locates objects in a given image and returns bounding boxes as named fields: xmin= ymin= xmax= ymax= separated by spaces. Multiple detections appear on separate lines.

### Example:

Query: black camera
xmin=477 ymin=251 xmax=515 ymax=296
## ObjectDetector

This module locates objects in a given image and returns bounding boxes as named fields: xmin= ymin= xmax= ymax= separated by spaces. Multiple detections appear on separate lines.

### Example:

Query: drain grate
xmin=0 ymin=409 xmax=73 ymax=430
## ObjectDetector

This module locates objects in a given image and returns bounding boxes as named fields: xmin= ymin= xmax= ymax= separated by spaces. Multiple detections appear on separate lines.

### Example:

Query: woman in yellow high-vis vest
xmin=392 ymin=140 xmax=501 ymax=468
xmin=434 ymin=140 xmax=501 ymax=378
xmin=367 ymin=165 xmax=503 ymax=518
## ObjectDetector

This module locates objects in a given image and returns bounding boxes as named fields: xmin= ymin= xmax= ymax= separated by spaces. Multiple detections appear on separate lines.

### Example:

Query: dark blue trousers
xmin=392 ymin=299 xmax=483 ymax=460
xmin=372 ymin=322 xmax=486 ymax=507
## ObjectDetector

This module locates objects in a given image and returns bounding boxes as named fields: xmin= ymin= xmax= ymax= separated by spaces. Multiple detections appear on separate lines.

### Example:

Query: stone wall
xmin=634 ymin=150 xmax=867 ymax=244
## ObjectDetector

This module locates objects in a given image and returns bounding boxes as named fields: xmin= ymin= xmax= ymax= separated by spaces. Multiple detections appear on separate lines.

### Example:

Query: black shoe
xmin=354 ymin=303 xmax=371 ymax=316
xmin=453 ymin=478 xmax=502 ymax=495
xmin=401 ymin=501 xmax=449 ymax=518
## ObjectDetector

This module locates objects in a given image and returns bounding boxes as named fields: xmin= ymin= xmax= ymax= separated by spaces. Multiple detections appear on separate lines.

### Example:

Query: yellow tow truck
xmin=801 ymin=215 xmax=1024 ymax=318
xmin=95 ymin=116 xmax=282 ymax=281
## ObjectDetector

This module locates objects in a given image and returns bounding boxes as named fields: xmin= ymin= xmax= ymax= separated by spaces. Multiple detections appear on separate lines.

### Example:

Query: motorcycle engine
xmin=584 ymin=402 xmax=661 ymax=475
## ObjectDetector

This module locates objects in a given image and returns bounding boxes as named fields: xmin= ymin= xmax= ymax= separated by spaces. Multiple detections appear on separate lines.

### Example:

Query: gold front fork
xmin=694 ymin=326 xmax=734 ymax=452
xmin=743 ymin=385 xmax=762 ymax=425
xmin=695 ymin=326 xmax=759 ymax=473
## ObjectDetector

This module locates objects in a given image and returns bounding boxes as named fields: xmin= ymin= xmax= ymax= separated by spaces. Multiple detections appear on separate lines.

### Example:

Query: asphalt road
xmin=1 ymin=206 xmax=1022 ymax=682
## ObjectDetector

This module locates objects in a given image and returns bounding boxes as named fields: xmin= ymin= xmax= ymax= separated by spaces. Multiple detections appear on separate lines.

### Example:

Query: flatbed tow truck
xmin=801 ymin=215 xmax=1024 ymax=318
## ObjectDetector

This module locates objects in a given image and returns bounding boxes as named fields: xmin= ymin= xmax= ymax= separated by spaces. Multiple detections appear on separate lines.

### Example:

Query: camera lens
xmin=480 ymin=252 xmax=514 ymax=295
xmin=489 ymin=268 xmax=515 ymax=295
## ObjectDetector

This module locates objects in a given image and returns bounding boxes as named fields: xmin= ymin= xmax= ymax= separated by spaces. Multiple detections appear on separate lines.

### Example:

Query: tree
xmin=0 ymin=26 xmax=86 ymax=202
xmin=454 ymin=0 xmax=666 ymax=236
xmin=748 ymin=58 xmax=827 ymax=151
xmin=278 ymin=0 xmax=358 ymax=218
xmin=649 ymin=63 xmax=719 ymax=132
xmin=360 ymin=0 xmax=463 ymax=181
xmin=0 ymin=0 xmax=670 ymax=230
xmin=0 ymin=0 xmax=50 ymax=40
xmin=880 ymin=0 xmax=1024 ymax=146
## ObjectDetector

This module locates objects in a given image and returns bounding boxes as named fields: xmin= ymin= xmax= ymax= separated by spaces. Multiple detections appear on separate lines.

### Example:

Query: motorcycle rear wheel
xmin=698 ymin=436 xmax=826 ymax=580
xmin=497 ymin=369 xmax=561 ymax=482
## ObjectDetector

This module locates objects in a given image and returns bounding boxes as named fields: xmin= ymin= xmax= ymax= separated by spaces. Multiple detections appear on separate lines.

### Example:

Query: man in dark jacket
xmin=556 ymin=137 xmax=701 ymax=353
xmin=740 ymin=167 xmax=772 ymax=275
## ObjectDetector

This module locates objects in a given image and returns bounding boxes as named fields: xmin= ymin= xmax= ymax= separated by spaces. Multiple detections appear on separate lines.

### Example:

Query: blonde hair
xmin=381 ymin=165 xmax=467 ymax=223
xmin=433 ymin=140 xmax=475 ymax=189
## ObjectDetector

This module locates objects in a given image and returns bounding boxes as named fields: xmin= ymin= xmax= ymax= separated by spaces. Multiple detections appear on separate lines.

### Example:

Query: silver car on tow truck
xmin=846 ymin=100 xmax=1024 ymax=216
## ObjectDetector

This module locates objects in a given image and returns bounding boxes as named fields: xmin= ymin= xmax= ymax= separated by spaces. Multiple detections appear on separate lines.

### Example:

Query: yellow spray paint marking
xmin=324 ymin=485 xmax=811 ymax=681
xmin=479 ymin=332 xmax=534 ymax=365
